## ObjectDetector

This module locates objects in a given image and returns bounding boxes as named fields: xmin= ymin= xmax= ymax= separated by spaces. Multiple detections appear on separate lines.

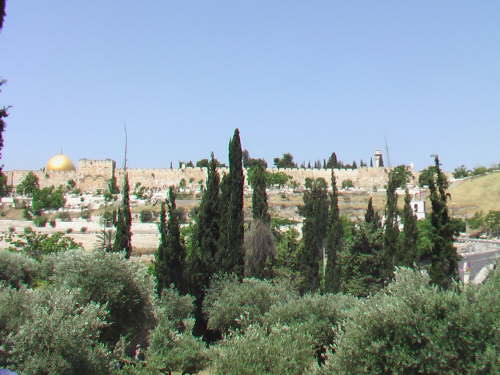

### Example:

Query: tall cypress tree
xmin=324 ymin=170 xmax=343 ymax=293
xmin=112 ymin=170 xmax=132 ymax=258
xmin=0 ymin=0 xmax=6 ymax=31
xmin=251 ymin=163 xmax=270 ymax=223
xmin=299 ymin=178 xmax=329 ymax=293
xmin=428 ymin=156 xmax=459 ymax=288
xmin=216 ymin=129 xmax=245 ymax=277
xmin=383 ymin=170 xmax=400 ymax=277
xmin=154 ymin=201 xmax=168 ymax=295
xmin=401 ymin=188 xmax=418 ymax=267
xmin=154 ymin=187 xmax=186 ymax=294
xmin=365 ymin=197 xmax=376 ymax=225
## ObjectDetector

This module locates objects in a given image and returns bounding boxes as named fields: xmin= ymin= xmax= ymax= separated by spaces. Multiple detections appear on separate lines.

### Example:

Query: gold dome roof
xmin=46 ymin=154 xmax=75 ymax=171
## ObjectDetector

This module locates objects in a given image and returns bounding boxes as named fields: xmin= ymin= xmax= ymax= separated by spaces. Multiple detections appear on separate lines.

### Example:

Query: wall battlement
xmin=7 ymin=159 xmax=402 ymax=193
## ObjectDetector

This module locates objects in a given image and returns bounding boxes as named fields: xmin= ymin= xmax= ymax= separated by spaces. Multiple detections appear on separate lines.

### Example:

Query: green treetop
xmin=251 ymin=163 xmax=270 ymax=223
xmin=299 ymin=177 xmax=329 ymax=293
xmin=112 ymin=170 xmax=132 ymax=258
xmin=324 ymin=170 xmax=343 ymax=293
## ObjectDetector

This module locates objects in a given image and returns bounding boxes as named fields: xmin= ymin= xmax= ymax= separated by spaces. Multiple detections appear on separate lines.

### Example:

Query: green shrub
xmin=0 ymin=250 xmax=39 ymax=288
xmin=66 ymin=227 xmax=73 ymax=234
xmin=33 ymin=215 xmax=47 ymax=227
xmin=49 ymin=218 xmax=56 ymax=227
xmin=47 ymin=250 xmax=155 ymax=347
xmin=203 ymin=275 xmax=298 ymax=334
xmin=6 ymin=287 xmax=112 ymax=375
xmin=139 ymin=209 xmax=154 ymax=223
xmin=341 ymin=179 xmax=354 ymax=189
xmin=316 ymin=267 xmax=500 ymax=375
xmin=80 ymin=226 xmax=88 ymax=233
xmin=4 ymin=229 xmax=82 ymax=260
xmin=57 ymin=211 xmax=72 ymax=221
xmin=263 ymin=293 xmax=358 ymax=363
xmin=210 ymin=323 xmax=315 ymax=375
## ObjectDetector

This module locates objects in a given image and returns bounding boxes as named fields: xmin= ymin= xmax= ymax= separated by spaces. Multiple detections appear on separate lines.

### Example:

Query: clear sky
xmin=1 ymin=1 xmax=499 ymax=171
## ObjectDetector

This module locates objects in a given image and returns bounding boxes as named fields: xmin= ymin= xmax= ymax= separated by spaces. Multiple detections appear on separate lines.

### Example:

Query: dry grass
xmin=448 ymin=171 xmax=500 ymax=217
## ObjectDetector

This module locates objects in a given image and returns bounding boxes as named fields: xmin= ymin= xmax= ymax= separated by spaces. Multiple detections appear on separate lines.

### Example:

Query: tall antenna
xmin=384 ymin=136 xmax=391 ymax=168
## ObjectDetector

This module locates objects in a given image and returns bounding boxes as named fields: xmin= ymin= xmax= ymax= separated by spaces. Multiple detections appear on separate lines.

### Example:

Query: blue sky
xmin=1 ymin=1 xmax=499 ymax=171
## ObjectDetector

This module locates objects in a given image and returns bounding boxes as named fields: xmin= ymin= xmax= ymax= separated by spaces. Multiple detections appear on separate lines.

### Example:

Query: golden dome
xmin=46 ymin=154 xmax=75 ymax=171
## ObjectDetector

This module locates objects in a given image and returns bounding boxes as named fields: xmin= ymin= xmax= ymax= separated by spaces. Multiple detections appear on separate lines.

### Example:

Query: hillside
xmin=448 ymin=171 xmax=500 ymax=217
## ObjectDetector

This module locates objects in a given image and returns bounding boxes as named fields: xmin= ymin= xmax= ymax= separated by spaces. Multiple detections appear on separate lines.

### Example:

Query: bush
xmin=49 ymin=218 xmax=56 ymax=227
xmin=0 ymin=250 xmax=39 ymax=288
xmin=33 ymin=215 xmax=47 ymax=227
xmin=316 ymin=268 xmax=500 ymax=375
xmin=263 ymin=293 xmax=358 ymax=363
xmin=210 ymin=323 xmax=315 ymax=375
xmin=203 ymin=275 xmax=298 ymax=335
xmin=57 ymin=211 xmax=72 ymax=222
xmin=66 ymin=228 xmax=73 ymax=234
xmin=5 ymin=287 xmax=112 ymax=375
xmin=139 ymin=209 xmax=154 ymax=223
xmin=341 ymin=179 xmax=354 ymax=189
xmin=80 ymin=226 xmax=88 ymax=233
xmin=46 ymin=250 xmax=155 ymax=347
xmin=4 ymin=229 xmax=82 ymax=260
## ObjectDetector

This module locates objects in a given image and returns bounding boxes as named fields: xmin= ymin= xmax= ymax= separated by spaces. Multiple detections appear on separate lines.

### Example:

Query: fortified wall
xmin=6 ymin=159 xmax=405 ymax=193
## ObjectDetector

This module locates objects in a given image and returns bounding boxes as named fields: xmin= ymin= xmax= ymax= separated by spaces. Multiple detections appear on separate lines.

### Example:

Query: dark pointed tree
xmin=340 ymin=222 xmax=385 ymax=297
xmin=299 ymin=178 xmax=329 ymax=293
xmin=154 ymin=186 xmax=186 ymax=294
xmin=324 ymin=171 xmax=343 ymax=293
xmin=383 ymin=169 xmax=400 ymax=277
xmin=112 ymin=170 xmax=132 ymax=258
xmin=251 ymin=164 xmax=270 ymax=223
xmin=0 ymin=0 xmax=6 ymax=31
xmin=370 ymin=157 xmax=373 ymax=168
xmin=188 ymin=153 xmax=221 ymax=338
xmin=154 ymin=201 xmax=168 ymax=294
xmin=428 ymin=156 xmax=459 ymax=288
xmin=112 ymin=129 xmax=132 ymax=258
xmin=365 ymin=197 xmax=379 ymax=226
xmin=326 ymin=152 xmax=338 ymax=169
xmin=216 ymin=129 xmax=245 ymax=277
xmin=401 ymin=188 xmax=418 ymax=267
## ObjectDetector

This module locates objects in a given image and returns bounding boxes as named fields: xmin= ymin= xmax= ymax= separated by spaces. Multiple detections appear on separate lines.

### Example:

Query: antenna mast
xmin=384 ymin=136 xmax=391 ymax=168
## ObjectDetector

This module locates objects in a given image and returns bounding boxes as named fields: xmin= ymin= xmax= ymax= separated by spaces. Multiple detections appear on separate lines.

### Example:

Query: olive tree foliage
xmin=0 ymin=249 xmax=39 ymax=288
xmin=263 ymin=293 xmax=358 ymax=364
xmin=145 ymin=288 xmax=209 ymax=375
xmin=203 ymin=275 xmax=298 ymax=335
xmin=0 ymin=286 xmax=112 ymax=375
xmin=41 ymin=250 xmax=155 ymax=347
xmin=210 ymin=323 xmax=316 ymax=375
xmin=316 ymin=267 xmax=500 ymax=375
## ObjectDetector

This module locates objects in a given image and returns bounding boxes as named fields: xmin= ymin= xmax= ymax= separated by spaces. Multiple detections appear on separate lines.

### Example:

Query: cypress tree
xmin=154 ymin=186 xmax=186 ymax=294
xmin=154 ymin=201 xmax=168 ymax=295
xmin=340 ymin=222 xmax=385 ymax=297
xmin=383 ymin=169 xmax=400 ymax=277
xmin=428 ymin=156 xmax=459 ymax=288
xmin=401 ymin=188 xmax=418 ymax=267
xmin=251 ymin=163 xmax=270 ymax=223
xmin=187 ymin=153 xmax=221 ymax=339
xmin=365 ymin=197 xmax=380 ymax=227
xmin=324 ymin=170 xmax=343 ymax=293
xmin=299 ymin=178 xmax=329 ymax=293
xmin=0 ymin=0 xmax=6 ymax=31
xmin=216 ymin=129 xmax=245 ymax=277
xmin=112 ymin=170 xmax=132 ymax=258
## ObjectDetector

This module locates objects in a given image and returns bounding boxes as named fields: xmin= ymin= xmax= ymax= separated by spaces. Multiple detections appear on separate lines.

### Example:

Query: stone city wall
xmin=7 ymin=159 xmax=407 ymax=193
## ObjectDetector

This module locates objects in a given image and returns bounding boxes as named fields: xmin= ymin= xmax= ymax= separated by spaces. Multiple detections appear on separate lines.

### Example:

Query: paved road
xmin=458 ymin=250 xmax=500 ymax=283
